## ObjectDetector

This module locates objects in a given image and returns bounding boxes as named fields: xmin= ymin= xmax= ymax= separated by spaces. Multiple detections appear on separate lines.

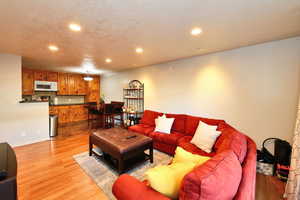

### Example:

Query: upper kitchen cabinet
xmin=47 ymin=71 xmax=58 ymax=82
xmin=21 ymin=68 xmax=97 ymax=96
xmin=76 ymin=74 xmax=87 ymax=95
xmin=34 ymin=70 xmax=58 ymax=82
xmin=34 ymin=70 xmax=47 ymax=81
xmin=57 ymin=73 xmax=69 ymax=95
xmin=22 ymin=68 xmax=34 ymax=95
xmin=68 ymin=74 xmax=77 ymax=95
xmin=86 ymin=76 xmax=100 ymax=102
xmin=89 ymin=76 xmax=100 ymax=91
xmin=68 ymin=73 xmax=87 ymax=95
xmin=57 ymin=73 xmax=87 ymax=95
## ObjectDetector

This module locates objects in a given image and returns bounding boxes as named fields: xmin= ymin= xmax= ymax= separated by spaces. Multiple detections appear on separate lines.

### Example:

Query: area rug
xmin=73 ymin=150 xmax=172 ymax=200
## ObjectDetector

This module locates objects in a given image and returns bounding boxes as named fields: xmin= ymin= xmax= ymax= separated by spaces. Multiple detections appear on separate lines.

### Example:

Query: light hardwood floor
xmin=14 ymin=122 xmax=108 ymax=200
xmin=14 ymin=122 xmax=284 ymax=200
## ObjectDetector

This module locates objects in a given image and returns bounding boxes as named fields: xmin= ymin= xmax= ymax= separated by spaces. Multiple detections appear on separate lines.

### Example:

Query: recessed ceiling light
xmin=69 ymin=23 xmax=81 ymax=32
xmin=136 ymin=47 xmax=144 ymax=54
xmin=48 ymin=45 xmax=59 ymax=52
xmin=105 ymin=58 xmax=112 ymax=63
xmin=191 ymin=27 xmax=202 ymax=36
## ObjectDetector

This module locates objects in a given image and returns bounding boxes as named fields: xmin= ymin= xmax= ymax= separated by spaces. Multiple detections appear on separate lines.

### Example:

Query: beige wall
xmin=0 ymin=54 xmax=49 ymax=147
xmin=101 ymin=37 xmax=300 ymax=147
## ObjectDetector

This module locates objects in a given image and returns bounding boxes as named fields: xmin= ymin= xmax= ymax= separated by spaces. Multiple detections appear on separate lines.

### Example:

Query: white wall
xmin=101 ymin=37 xmax=300 ymax=147
xmin=0 ymin=54 xmax=49 ymax=147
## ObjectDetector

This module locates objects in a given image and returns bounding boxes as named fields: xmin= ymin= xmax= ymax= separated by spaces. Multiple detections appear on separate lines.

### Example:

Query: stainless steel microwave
xmin=34 ymin=81 xmax=58 ymax=91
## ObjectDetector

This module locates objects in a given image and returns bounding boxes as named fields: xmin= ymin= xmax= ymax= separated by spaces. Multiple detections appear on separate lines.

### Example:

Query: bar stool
xmin=103 ymin=103 xmax=114 ymax=128
xmin=86 ymin=102 xmax=102 ymax=129
xmin=111 ymin=101 xmax=124 ymax=127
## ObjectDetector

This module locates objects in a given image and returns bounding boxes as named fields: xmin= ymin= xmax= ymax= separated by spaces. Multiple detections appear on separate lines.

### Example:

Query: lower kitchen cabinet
xmin=49 ymin=106 xmax=59 ymax=115
xmin=69 ymin=105 xmax=88 ymax=122
xmin=58 ymin=106 xmax=70 ymax=124
xmin=50 ymin=105 xmax=88 ymax=125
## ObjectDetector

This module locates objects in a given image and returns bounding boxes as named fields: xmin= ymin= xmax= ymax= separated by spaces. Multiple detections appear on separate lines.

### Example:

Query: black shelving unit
xmin=123 ymin=80 xmax=144 ymax=126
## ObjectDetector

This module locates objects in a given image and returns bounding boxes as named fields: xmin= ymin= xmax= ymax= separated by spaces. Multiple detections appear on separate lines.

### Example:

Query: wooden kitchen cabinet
xmin=77 ymin=105 xmax=88 ymax=121
xmin=70 ymin=74 xmax=86 ymax=95
xmin=68 ymin=74 xmax=77 ymax=95
xmin=86 ymin=90 xmax=99 ymax=102
xmin=22 ymin=68 xmax=34 ymax=95
xmin=86 ymin=76 xmax=100 ymax=103
xmin=57 ymin=73 xmax=69 ymax=95
xmin=47 ymin=72 xmax=58 ymax=82
xmin=58 ymin=73 xmax=87 ymax=95
xmin=34 ymin=71 xmax=47 ymax=81
xmin=76 ymin=74 xmax=87 ymax=95
xmin=89 ymin=76 xmax=100 ymax=91
xmin=50 ymin=105 xmax=88 ymax=125
xmin=21 ymin=68 xmax=98 ymax=97
xmin=57 ymin=106 xmax=70 ymax=124
xmin=34 ymin=70 xmax=58 ymax=82
xmin=69 ymin=105 xmax=88 ymax=122
xmin=49 ymin=106 xmax=59 ymax=115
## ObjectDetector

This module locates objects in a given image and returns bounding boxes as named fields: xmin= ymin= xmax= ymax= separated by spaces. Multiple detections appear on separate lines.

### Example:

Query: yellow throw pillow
xmin=172 ymin=146 xmax=210 ymax=165
xmin=145 ymin=162 xmax=196 ymax=199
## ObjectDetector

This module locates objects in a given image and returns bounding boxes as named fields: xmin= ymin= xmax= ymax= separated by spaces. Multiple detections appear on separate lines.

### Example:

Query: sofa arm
xmin=180 ymin=150 xmax=242 ymax=200
xmin=112 ymin=174 xmax=171 ymax=200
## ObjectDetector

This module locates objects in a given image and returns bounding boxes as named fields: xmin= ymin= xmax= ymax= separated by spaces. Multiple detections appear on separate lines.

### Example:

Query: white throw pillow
xmin=190 ymin=121 xmax=221 ymax=153
xmin=154 ymin=115 xmax=175 ymax=134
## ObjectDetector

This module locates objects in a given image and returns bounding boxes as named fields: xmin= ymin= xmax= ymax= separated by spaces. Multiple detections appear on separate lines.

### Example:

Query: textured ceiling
xmin=0 ymin=0 xmax=299 ymax=74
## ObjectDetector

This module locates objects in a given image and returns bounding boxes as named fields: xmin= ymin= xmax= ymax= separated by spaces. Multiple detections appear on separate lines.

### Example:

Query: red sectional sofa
xmin=113 ymin=110 xmax=257 ymax=200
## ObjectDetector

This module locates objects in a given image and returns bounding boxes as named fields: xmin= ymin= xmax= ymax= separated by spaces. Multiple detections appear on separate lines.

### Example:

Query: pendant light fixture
xmin=83 ymin=71 xmax=93 ymax=81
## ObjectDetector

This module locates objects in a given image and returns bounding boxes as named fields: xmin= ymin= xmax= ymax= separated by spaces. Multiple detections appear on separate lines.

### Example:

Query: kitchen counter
xmin=49 ymin=103 xmax=87 ymax=106
xmin=19 ymin=101 xmax=86 ymax=107
xmin=19 ymin=100 xmax=49 ymax=104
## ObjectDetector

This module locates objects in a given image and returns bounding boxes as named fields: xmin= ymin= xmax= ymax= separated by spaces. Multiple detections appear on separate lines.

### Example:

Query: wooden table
xmin=89 ymin=128 xmax=153 ymax=174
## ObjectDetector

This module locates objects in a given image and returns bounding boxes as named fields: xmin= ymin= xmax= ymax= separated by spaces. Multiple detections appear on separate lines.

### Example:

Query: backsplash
xmin=22 ymin=92 xmax=85 ymax=105
xmin=52 ymin=96 xmax=85 ymax=105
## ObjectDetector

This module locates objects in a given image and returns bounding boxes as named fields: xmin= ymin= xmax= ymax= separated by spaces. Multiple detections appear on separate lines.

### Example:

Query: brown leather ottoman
xmin=89 ymin=128 xmax=153 ymax=174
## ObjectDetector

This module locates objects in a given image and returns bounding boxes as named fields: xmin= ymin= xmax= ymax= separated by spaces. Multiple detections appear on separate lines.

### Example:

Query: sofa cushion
xmin=214 ymin=127 xmax=247 ymax=163
xmin=140 ymin=110 xmax=163 ymax=126
xmin=185 ymin=115 xmax=225 ymax=136
xmin=153 ymin=142 xmax=177 ymax=155
xmin=179 ymin=150 xmax=242 ymax=200
xmin=165 ymin=113 xmax=187 ymax=133
xmin=178 ymin=136 xmax=216 ymax=157
xmin=172 ymin=146 xmax=210 ymax=165
xmin=149 ymin=131 xmax=185 ymax=146
xmin=128 ymin=124 xmax=155 ymax=136
xmin=145 ymin=162 xmax=197 ymax=199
